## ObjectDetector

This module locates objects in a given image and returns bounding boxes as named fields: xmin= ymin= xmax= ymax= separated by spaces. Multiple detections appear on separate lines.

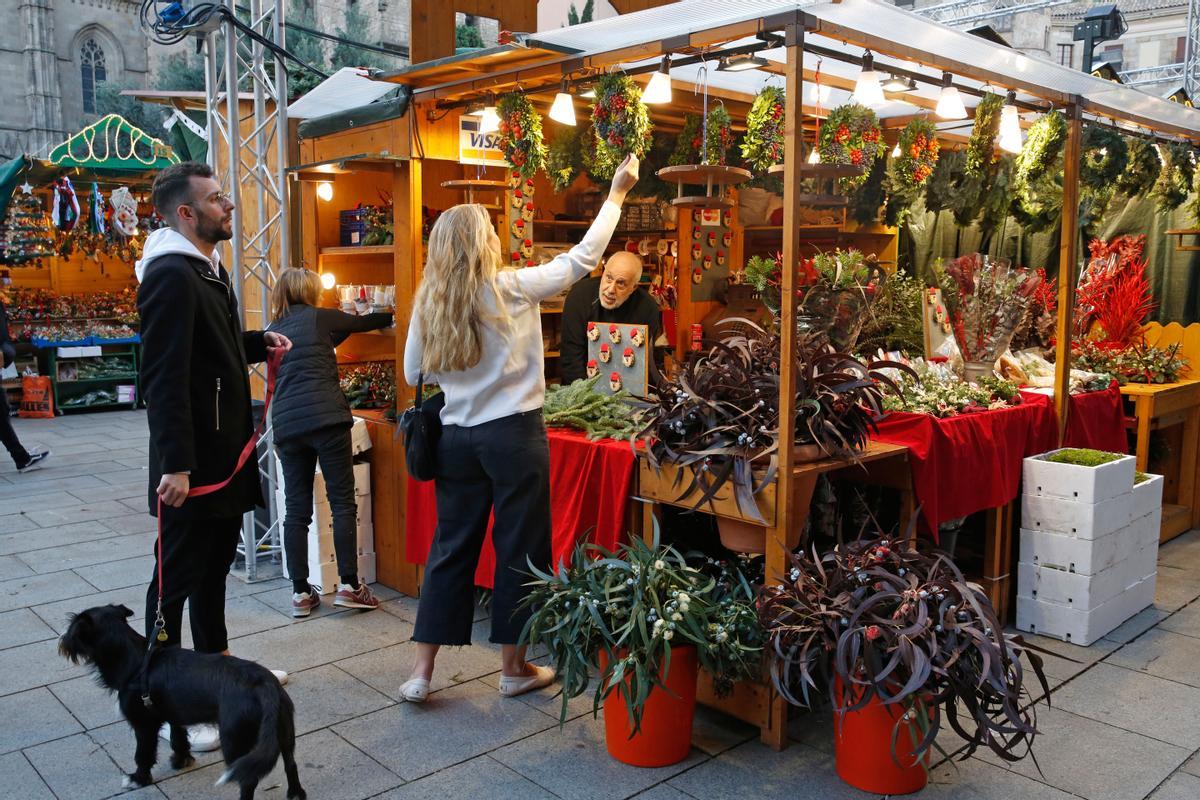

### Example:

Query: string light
xmin=891 ymin=142 xmax=901 ymax=158
xmin=479 ymin=105 xmax=501 ymax=134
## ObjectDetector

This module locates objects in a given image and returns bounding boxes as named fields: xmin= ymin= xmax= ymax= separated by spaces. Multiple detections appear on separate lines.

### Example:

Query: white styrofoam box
xmin=353 ymin=462 xmax=370 ymax=497
xmin=1016 ymin=574 xmax=1156 ymax=645
xmin=1019 ymin=525 xmax=1140 ymax=576
xmin=315 ymin=493 xmax=371 ymax=532
xmin=1132 ymin=474 xmax=1164 ymax=521
xmin=1128 ymin=545 xmax=1159 ymax=586
xmin=56 ymin=347 xmax=82 ymax=358
xmin=351 ymin=417 xmax=372 ymax=455
xmin=1020 ymin=491 xmax=1132 ymax=539
xmin=307 ymin=553 xmax=377 ymax=595
xmin=357 ymin=522 xmax=374 ymax=556
xmin=1129 ymin=508 xmax=1163 ymax=549
xmin=1018 ymin=560 xmax=1132 ymax=609
xmin=1022 ymin=449 xmax=1136 ymax=504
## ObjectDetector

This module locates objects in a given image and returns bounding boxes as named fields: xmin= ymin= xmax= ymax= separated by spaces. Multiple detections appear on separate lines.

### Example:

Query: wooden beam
xmin=1054 ymin=104 xmax=1083 ymax=443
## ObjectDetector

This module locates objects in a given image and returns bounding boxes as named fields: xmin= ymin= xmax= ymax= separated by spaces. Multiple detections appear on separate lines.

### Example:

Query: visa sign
xmin=459 ymin=116 xmax=510 ymax=167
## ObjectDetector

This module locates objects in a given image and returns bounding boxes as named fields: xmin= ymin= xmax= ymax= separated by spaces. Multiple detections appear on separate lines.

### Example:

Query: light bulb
xmin=807 ymin=148 xmax=820 ymax=164
xmin=479 ymin=105 xmax=500 ymax=134
xmin=852 ymin=50 xmax=885 ymax=107
xmin=891 ymin=142 xmax=901 ymax=158
xmin=316 ymin=181 xmax=333 ymax=202
xmin=643 ymin=56 xmax=672 ymax=104
xmin=936 ymin=72 xmax=967 ymax=120
xmin=320 ymin=272 xmax=335 ymax=290
xmin=549 ymin=80 xmax=576 ymax=125
xmin=997 ymin=92 xmax=1023 ymax=153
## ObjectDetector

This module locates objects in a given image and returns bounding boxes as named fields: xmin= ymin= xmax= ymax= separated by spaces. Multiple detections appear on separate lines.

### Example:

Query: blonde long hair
xmin=414 ymin=204 xmax=513 ymax=373
xmin=271 ymin=267 xmax=321 ymax=321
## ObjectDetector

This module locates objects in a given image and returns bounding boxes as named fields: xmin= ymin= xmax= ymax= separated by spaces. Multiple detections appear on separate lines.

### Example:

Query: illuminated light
xmin=935 ymin=72 xmax=967 ymax=120
xmin=997 ymin=91 xmax=1023 ymax=154
xmin=643 ymin=56 xmax=672 ymax=104
xmin=549 ymin=79 xmax=576 ymax=125
xmin=320 ymin=272 xmax=336 ymax=290
xmin=479 ymin=105 xmax=500 ymax=133
xmin=852 ymin=51 xmax=885 ymax=107
xmin=316 ymin=181 xmax=333 ymax=202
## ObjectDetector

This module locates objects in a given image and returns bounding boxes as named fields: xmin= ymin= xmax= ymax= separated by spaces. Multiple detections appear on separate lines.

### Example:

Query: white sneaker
xmin=159 ymin=722 xmax=220 ymax=753
xmin=271 ymin=669 xmax=289 ymax=686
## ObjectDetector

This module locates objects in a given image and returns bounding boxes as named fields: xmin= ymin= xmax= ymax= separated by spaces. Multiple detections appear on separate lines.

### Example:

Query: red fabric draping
xmin=1018 ymin=383 xmax=1128 ymax=454
xmin=405 ymin=428 xmax=637 ymax=588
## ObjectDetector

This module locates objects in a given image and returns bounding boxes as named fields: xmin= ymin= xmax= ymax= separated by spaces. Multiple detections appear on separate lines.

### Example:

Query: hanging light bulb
xmin=643 ymin=55 xmax=672 ymax=105
xmin=852 ymin=50 xmax=885 ymax=107
xmin=549 ymin=79 xmax=576 ymax=126
xmin=807 ymin=147 xmax=820 ymax=164
xmin=480 ymin=104 xmax=501 ymax=134
xmin=316 ymin=181 xmax=334 ymax=202
xmin=891 ymin=142 xmax=901 ymax=158
xmin=320 ymin=272 xmax=336 ymax=290
xmin=935 ymin=71 xmax=967 ymax=120
xmin=579 ymin=86 xmax=596 ymax=99
xmin=997 ymin=90 xmax=1023 ymax=153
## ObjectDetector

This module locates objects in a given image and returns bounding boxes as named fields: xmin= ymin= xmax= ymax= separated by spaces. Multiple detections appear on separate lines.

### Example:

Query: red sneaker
xmin=292 ymin=589 xmax=321 ymax=618
xmin=334 ymin=582 xmax=379 ymax=610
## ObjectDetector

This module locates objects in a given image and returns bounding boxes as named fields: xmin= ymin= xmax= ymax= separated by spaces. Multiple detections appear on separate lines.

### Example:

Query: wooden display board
xmin=586 ymin=322 xmax=650 ymax=396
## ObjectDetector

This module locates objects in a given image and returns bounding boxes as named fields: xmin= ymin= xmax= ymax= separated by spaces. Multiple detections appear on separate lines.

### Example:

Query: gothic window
xmin=81 ymin=38 xmax=107 ymax=114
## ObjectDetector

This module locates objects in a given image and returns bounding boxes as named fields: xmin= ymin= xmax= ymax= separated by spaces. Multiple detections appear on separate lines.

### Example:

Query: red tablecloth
xmin=405 ymin=428 xmax=637 ymax=588
xmin=1018 ymin=383 xmax=1128 ymax=454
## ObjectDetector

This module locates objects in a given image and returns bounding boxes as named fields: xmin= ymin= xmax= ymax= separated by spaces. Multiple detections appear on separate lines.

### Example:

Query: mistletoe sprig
xmin=741 ymin=86 xmax=785 ymax=172
xmin=818 ymin=103 xmax=885 ymax=188
xmin=497 ymin=92 xmax=548 ymax=180
xmin=590 ymin=74 xmax=652 ymax=180
xmin=892 ymin=118 xmax=940 ymax=189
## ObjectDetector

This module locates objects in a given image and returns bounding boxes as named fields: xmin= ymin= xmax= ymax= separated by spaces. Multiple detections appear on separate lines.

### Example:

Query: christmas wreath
xmin=547 ymin=127 xmax=582 ymax=192
xmin=818 ymin=103 xmax=885 ymax=188
xmin=1152 ymin=142 xmax=1195 ymax=211
xmin=590 ymin=74 xmax=652 ymax=180
xmin=741 ymin=86 xmax=785 ymax=172
xmin=924 ymin=149 xmax=964 ymax=215
xmin=893 ymin=118 xmax=940 ymax=189
xmin=1081 ymin=125 xmax=1128 ymax=191
xmin=705 ymin=104 xmax=734 ymax=166
xmin=1116 ymin=137 xmax=1161 ymax=198
xmin=669 ymin=114 xmax=702 ymax=166
xmin=1014 ymin=111 xmax=1066 ymax=187
xmin=965 ymin=92 xmax=1004 ymax=178
xmin=497 ymin=92 xmax=548 ymax=180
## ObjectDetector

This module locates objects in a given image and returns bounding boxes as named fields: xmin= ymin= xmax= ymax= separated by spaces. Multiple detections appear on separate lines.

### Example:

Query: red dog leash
xmin=150 ymin=347 xmax=285 ymax=643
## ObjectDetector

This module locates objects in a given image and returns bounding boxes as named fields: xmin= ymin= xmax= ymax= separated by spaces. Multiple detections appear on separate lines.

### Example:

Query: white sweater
xmin=404 ymin=200 xmax=622 ymax=427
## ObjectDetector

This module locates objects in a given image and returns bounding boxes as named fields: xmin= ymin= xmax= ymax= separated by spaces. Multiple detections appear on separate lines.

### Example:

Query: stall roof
xmin=376 ymin=44 xmax=576 ymax=90
xmin=289 ymin=67 xmax=400 ymax=119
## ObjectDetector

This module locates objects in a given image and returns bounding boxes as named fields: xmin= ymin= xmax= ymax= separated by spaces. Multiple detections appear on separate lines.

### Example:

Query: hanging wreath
xmin=547 ymin=127 xmax=582 ymax=192
xmin=1081 ymin=125 xmax=1128 ymax=191
xmin=1152 ymin=143 xmax=1195 ymax=211
xmin=496 ymin=92 xmax=547 ymax=180
xmin=1116 ymin=137 xmax=1161 ymax=198
xmin=741 ymin=86 xmax=785 ymax=172
xmin=893 ymin=118 xmax=940 ymax=189
xmin=965 ymin=93 xmax=1004 ymax=178
xmin=669 ymin=114 xmax=702 ymax=166
xmin=705 ymin=104 xmax=734 ymax=166
xmin=590 ymin=74 xmax=652 ymax=180
xmin=849 ymin=154 xmax=888 ymax=225
xmin=1014 ymin=111 xmax=1066 ymax=188
xmin=818 ymin=103 xmax=885 ymax=188
xmin=925 ymin=149 xmax=964 ymax=214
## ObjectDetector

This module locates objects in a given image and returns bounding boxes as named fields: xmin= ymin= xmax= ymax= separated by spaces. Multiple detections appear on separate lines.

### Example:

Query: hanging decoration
xmin=1152 ymin=142 xmax=1195 ymax=211
xmin=669 ymin=114 xmax=703 ymax=166
xmin=704 ymin=103 xmax=734 ymax=166
xmin=496 ymin=92 xmax=548 ymax=180
xmin=590 ymin=73 xmax=652 ymax=180
xmin=47 ymin=114 xmax=179 ymax=171
xmin=741 ymin=86 xmax=785 ymax=173
xmin=818 ymin=103 xmax=885 ymax=188
xmin=109 ymin=187 xmax=138 ymax=238
xmin=1116 ymin=137 xmax=1161 ymax=198
xmin=1080 ymin=125 xmax=1129 ymax=191
xmin=1 ymin=188 xmax=55 ymax=265
xmin=964 ymin=92 xmax=1004 ymax=178
xmin=978 ymin=155 xmax=1016 ymax=234
xmin=849 ymin=153 xmax=888 ymax=225
xmin=1014 ymin=111 xmax=1066 ymax=188
xmin=924 ymin=150 xmax=964 ymax=215
xmin=892 ymin=118 xmax=940 ymax=189
xmin=51 ymin=177 xmax=80 ymax=231
xmin=546 ymin=126 xmax=583 ymax=192
xmin=88 ymin=184 xmax=106 ymax=235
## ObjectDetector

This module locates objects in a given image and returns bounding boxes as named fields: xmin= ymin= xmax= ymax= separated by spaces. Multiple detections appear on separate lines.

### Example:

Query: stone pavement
xmin=3 ymin=409 xmax=1200 ymax=800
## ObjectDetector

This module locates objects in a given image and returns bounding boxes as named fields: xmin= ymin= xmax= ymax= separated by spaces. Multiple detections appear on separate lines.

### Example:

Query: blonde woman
xmin=267 ymin=268 xmax=393 ymax=616
xmin=400 ymin=155 xmax=640 ymax=702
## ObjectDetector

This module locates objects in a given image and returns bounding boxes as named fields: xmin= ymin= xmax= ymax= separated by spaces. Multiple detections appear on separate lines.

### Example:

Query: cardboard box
xmin=1020 ymin=491 xmax=1132 ymax=539
xmin=1016 ymin=575 xmax=1156 ymax=645
xmin=1022 ymin=449 xmax=1136 ymax=504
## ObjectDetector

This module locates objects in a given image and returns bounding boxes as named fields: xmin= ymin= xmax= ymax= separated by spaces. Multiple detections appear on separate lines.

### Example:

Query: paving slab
xmin=66 ymin=481 xmax=146 ymax=505
xmin=0 ymin=520 xmax=119 ymax=557
xmin=22 ymin=731 xmax=127 ymax=800
xmin=1103 ymin=606 xmax=1172 ymax=644
xmin=280 ymin=664 xmax=395 ymax=735
xmin=0 ymin=569 xmax=96 ymax=614
xmin=177 ymin=594 xmax=294 ymax=647
xmin=33 ymin=583 xmax=148 ymax=634
xmin=1158 ymin=529 xmax=1200 ymax=569
xmin=0 ymin=490 xmax=61 ymax=518
xmin=49 ymin=674 xmax=124 ymax=730
xmin=72 ymin=554 xmax=155 ymax=591
xmin=1184 ymin=751 xmax=1200 ymax=777
xmin=22 ymin=500 xmax=134 ymax=529
xmin=0 ymin=750 xmax=54 ymax=800
xmin=0 ymin=637 xmax=89 ymax=696
xmin=0 ymin=686 xmax=83 ymax=754
xmin=0 ymin=553 xmax=34 ymax=581
xmin=477 ymin=666 xmax=596 ymax=722
xmin=1106 ymin=628 xmax=1200 ymax=688
xmin=1156 ymin=599 xmax=1200 ymax=639
xmin=1154 ymin=567 xmax=1200 ymax=612
xmin=225 ymin=605 xmax=407 ymax=673
xmin=629 ymin=785 xmax=699 ymax=800
xmin=1149 ymin=772 xmax=1200 ymax=800
xmin=919 ymin=756 xmax=1077 ymax=799
xmin=1053 ymin=662 xmax=1200 ymax=748
xmin=88 ymin=720 xmax=224 ymax=778
xmin=374 ymin=754 xmax=557 ymax=800
xmin=0 ymin=607 xmax=57 ymax=650
xmin=0 ymin=513 xmax=41 ymax=534
xmin=334 ymin=679 xmax=556 ymax=782
xmin=18 ymin=531 xmax=153 ymax=574
xmin=668 ymin=739 xmax=870 ymax=800
xmin=98 ymin=513 xmax=158 ymax=536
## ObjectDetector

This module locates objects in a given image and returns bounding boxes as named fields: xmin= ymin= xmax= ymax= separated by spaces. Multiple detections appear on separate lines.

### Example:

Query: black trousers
xmin=277 ymin=423 xmax=358 ymax=583
xmin=413 ymin=409 xmax=551 ymax=646
xmin=0 ymin=387 xmax=29 ymax=467
xmin=145 ymin=511 xmax=241 ymax=652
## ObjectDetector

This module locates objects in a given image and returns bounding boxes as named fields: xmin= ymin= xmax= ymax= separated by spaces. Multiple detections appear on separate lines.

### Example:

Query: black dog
xmin=58 ymin=604 xmax=305 ymax=800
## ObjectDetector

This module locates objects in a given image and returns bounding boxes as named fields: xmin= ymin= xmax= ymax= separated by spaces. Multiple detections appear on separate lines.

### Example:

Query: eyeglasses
xmin=190 ymin=191 xmax=233 ymax=207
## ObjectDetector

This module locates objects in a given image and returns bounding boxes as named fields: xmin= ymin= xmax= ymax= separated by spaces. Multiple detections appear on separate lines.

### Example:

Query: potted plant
xmin=520 ymin=532 xmax=762 ymax=767
xmin=761 ymin=536 xmax=1049 ymax=795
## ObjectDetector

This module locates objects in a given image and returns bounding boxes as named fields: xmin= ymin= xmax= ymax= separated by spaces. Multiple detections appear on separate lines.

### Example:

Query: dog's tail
xmin=215 ymin=680 xmax=282 ymax=788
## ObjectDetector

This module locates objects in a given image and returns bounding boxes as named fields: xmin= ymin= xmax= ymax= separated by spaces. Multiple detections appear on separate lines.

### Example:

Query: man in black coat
xmin=136 ymin=163 xmax=291 ymax=720
xmin=560 ymin=251 xmax=662 ymax=384
xmin=0 ymin=285 xmax=50 ymax=472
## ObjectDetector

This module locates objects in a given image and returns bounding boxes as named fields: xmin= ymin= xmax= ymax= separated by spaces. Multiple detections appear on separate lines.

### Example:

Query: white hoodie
xmin=135 ymin=227 xmax=222 ymax=283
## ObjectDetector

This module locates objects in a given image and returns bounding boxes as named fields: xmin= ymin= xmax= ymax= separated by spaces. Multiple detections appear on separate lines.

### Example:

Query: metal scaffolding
xmin=202 ymin=0 xmax=289 ymax=580
xmin=1186 ymin=0 xmax=1200 ymax=98
xmin=913 ymin=0 xmax=1075 ymax=27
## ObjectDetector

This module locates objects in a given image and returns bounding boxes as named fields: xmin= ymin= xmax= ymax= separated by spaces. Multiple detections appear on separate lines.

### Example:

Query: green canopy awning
xmin=47 ymin=114 xmax=179 ymax=171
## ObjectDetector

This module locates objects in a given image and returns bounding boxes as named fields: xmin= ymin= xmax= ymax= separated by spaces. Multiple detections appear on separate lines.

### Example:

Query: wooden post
xmin=1053 ymin=104 xmax=1082 ymax=443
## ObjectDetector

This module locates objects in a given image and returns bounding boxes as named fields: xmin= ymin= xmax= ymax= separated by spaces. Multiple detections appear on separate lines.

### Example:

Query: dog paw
xmin=122 ymin=773 xmax=151 ymax=789
xmin=170 ymin=752 xmax=194 ymax=770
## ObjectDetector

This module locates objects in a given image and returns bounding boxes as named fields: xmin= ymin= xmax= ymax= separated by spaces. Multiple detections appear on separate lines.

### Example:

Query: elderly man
xmin=560 ymin=251 xmax=661 ymax=384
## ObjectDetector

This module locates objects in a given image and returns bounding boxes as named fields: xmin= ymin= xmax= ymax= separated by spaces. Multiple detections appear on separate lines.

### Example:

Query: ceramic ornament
xmin=525 ymin=178 xmax=535 ymax=191
xmin=622 ymin=347 xmax=635 ymax=367
xmin=692 ymin=268 xmax=703 ymax=284
xmin=703 ymin=256 xmax=713 ymax=271
xmin=587 ymin=321 xmax=600 ymax=341
xmin=692 ymin=244 xmax=702 ymax=260
xmin=716 ymin=250 xmax=726 ymax=266
xmin=722 ymin=209 xmax=733 ymax=226
xmin=520 ymin=239 xmax=534 ymax=258
xmin=109 ymin=187 xmax=138 ymax=238
xmin=707 ymin=232 xmax=717 ymax=247
xmin=630 ymin=327 xmax=645 ymax=347
xmin=722 ymin=231 xmax=732 ymax=247
xmin=693 ymin=228 xmax=702 ymax=241
xmin=586 ymin=359 xmax=599 ymax=379
xmin=511 ymin=190 xmax=525 ymax=209
xmin=608 ymin=324 xmax=621 ymax=344
xmin=609 ymin=372 xmax=622 ymax=392
xmin=526 ymin=260 xmax=536 ymax=267
xmin=521 ymin=203 xmax=535 ymax=222
xmin=599 ymin=343 xmax=612 ymax=362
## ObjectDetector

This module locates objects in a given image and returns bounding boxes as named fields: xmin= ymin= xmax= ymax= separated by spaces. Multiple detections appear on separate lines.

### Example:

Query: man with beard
xmin=135 ymin=162 xmax=291 ymax=751
xmin=560 ymin=251 xmax=662 ymax=384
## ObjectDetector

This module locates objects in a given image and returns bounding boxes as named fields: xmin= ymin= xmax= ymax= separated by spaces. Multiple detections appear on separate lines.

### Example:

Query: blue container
xmin=339 ymin=209 xmax=368 ymax=247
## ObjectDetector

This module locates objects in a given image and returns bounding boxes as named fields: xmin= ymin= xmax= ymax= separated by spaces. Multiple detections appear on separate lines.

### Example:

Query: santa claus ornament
xmin=693 ymin=228 xmax=702 ymax=241
xmin=707 ymin=232 xmax=717 ymax=247
xmin=511 ymin=190 xmax=525 ymax=209
xmin=703 ymin=256 xmax=713 ymax=271
xmin=587 ymin=322 xmax=600 ymax=341
xmin=520 ymin=239 xmax=534 ymax=259
xmin=722 ymin=231 xmax=732 ymax=247
xmin=511 ymin=219 xmax=525 ymax=238
xmin=508 ymin=173 xmax=522 ymax=190
xmin=586 ymin=359 xmax=598 ymax=379
xmin=692 ymin=268 xmax=703 ymax=284
xmin=52 ymin=177 xmax=79 ymax=231
xmin=630 ymin=327 xmax=645 ymax=347
xmin=521 ymin=203 xmax=535 ymax=222
xmin=109 ymin=187 xmax=138 ymax=238
xmin=609 ymin=372 xmax=622 ymax=392
xmin=716 ymin=250 xmax=726 ymax=266
xmin=622 ymin=347 xmax=635 ymax=367
xmin=511 ymin=251 xmax=521 ymax=263
xmin=608 ymin=324 xmax=621 ymax=344
xmin=722 ymin=209 xmax=733 ymax=226
xmin=692 ymin=244 xmax=702 ymax=260
xmin=599 ymin=343 xmax=612 ymax=362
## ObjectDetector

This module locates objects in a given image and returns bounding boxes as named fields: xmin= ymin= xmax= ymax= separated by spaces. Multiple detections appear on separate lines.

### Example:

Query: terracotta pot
xmin=833 ymin=679 xmax=929 ymax=795
xmin=597 ymin=646 xmax=698 ymax=767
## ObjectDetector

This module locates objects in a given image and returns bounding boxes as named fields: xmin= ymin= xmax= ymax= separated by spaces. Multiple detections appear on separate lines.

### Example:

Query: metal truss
xmin=914 ymin=0 xmax=1076 ymax=27
xmin=1186 ymin=0 xmax=1200 ymax=99
xmin=203 ymin=0 xmax=290 ymax=580
xmin=1121 ymin=62 xmax=1185 ymax=86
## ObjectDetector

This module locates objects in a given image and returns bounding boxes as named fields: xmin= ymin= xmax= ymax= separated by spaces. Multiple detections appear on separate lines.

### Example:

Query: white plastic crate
xmin=1128 ymin=508 xmax=1163 ymax=549
xmin=1016 ymin=575 xmax=1156 ymax=645
xmin=315 ymin=493 xmax=372 ymax=532
xmin=1017 ymin=560 xmax=1134 ymax=609
xmin=1019 ymin=525 xmax=1140 ymax=576
xmin=351 ymin=417 xmax=372 ymax=455
xmin=303 ymin=554 xmax=378 ymax=596
xmin=1022 ymin=449 xmax=1136 ymax=504
xmin=1132 ymin=474 xmax=1164 ymax=521
xmin=1020 ymin=492 xmax=1132 ymax=539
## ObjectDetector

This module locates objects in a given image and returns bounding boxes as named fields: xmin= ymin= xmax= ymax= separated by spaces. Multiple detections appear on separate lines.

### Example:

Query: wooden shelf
xmin=350 ymin=408 xmax=396 ymax=425
xmin=657 ymin=164 xmax=752 ymax=185
xmin=534 ymin=220 xmax=592 ymax=228
xmin=671 ymin=195 xmax=734 ymax=209
xmin=320 ymin=245 xmax=394 ymax=257
xmin=743 ymin=225 xmax=841 ymax=233
xmin=796 ymin=194 xmax=849 ymax=208
xmin=768 ymin=163 xmax=866 ymax=179
xmin=540 ymin=308 xmax=563 ymax=315
xmin=545 ymin=350 xmax=561 ymax=357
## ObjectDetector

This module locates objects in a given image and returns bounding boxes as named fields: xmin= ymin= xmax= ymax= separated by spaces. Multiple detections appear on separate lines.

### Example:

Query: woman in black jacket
xmin=268 ymin=268 xmax=392 ymax=616
xmin=0 ymin=292 xmax=50 ymax=472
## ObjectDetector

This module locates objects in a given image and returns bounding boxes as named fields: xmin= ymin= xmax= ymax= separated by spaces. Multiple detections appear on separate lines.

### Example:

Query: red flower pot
xmin=833 ymin=680 xmax=929 ymax=795
xmin=598 ymin=646 xmax=698 ymax=767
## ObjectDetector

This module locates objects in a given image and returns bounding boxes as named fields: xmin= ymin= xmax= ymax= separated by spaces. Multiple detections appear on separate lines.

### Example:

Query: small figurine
xmin=693 ymin=228 xmax=702 ymax=240
xmin=508 ymin=173 xmax=522 ymax=190
xmin=722 ymin=209 xmax=733 ymax=226
xmin=716 ymin=250 xmax=726 ymax=266
xmin=622 ymin=347 xmax=635 ymax=367
xmin=510 ymin=251 xmax=521 ymax=262
xmin=608 ymin=324 xmax=621 ymax=344
xmin=586 ymin=359 xmax=598 ymax=379
xmin=707 ymin=231 xmax=717 ymax=247
xmin=599 ymin=343 xmax=612 ymax=362
xmin=630 ymin=327 xmax=645 ymax=348
xmin=609 ymin=372 xmax=622 ymax=392
xmin=703 ymin=256 xmax=713 ymax=271
xmin=692 ymin=244 xmax=702 ymax=260
xmin=722 ymin=231 xmax=732 ymax=247
xmin=521 ymin=203 xmax=535 ymax=222
xmin=587 ymin=321 xmax=600 ymax=341
xmin=692 ymin=268 xmax=703 ymax=284
xmin=520 ymin=239 xmax=534 ymax=259
xmin=511 ymin=190 xmax=524 ymax=209
xmin=511 ymin=219 xmax=525 ymax=238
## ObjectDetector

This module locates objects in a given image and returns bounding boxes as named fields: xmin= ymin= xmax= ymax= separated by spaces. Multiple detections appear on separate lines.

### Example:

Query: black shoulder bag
xmin=399 ymin=373 xmax=444 ymax=481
